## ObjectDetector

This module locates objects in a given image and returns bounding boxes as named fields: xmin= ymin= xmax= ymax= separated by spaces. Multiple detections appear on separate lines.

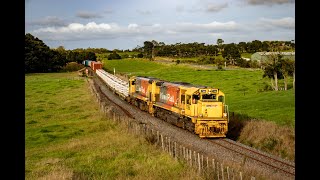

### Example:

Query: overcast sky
xmin=25 ymin=0 xmax=295 ymax=50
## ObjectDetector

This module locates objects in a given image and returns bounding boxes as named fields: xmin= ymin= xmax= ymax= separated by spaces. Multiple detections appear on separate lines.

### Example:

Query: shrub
xmin=108 ymin=52 xmax=122 ymax=60
xmin=121 ymin=53 xmax=129 ymax=58
xmin=60 ymin=62 xmax=84 ymax=72
xmin=137 ymin=53 xmax=143 ymax=58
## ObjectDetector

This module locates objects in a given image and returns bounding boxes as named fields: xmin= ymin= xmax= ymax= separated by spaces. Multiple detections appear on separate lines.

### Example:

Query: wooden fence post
xmin=189 ymin=149 xmax=192 ymax=167
xmin=186 ymin=148 xmax=188 ymax=163
xmin=227 ymin=166 xmax=229 ymax=180
xmin=157 ymin=131 xmax=159 ymax=145
xmin=193 ymin=151 xmax=196 ymax=168
xmin=161 ymin=134 xmax=164 ymax=151
xmin=168 ymin=137 xmax=171 ymax=156
xmin=217 ymin=162 xmax=220 ymax=180
xmin=212 ymin=159 xmax=215 ymax=177
xmin=201 ymin=154 xmax=204 ymax=171
xmin=221 ymin=163 xmax=224 ymax=180
xmin=174 ymin=142 xmax=177 ymax=160
xmin=206 ymin=156 xmax=209 ymax=176
xmin=165 ymin=137 xmax=168 ymax=153
xmin=198 ymin=153 xmax=201 ymax=174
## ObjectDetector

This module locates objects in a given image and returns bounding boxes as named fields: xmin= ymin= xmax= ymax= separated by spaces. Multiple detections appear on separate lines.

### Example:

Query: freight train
xmin=83 ymin=60 xmax=229 ymax=138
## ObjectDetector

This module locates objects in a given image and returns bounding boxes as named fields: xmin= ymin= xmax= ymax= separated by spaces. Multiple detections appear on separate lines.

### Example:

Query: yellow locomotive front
xmin=180 ymin=87 xmax=229 ymax=138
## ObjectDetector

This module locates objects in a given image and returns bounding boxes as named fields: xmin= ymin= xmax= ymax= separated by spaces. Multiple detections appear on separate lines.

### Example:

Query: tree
xmin=216 ymin=38 xmax=224 ymax=54
xmin=237 ymin=42 xmax=247 ymax=53
xmin=214 ymin=56 xmax=226 ymax=69
xmin=25 ymin=33 xmax=66 ymax=73
xmin=151 ymin=40 xmax=159 ymax=60
xmin=261 ymin=52 xmax=282 ymax=91
xmin=247 ymin=40 xmax=262 ymax=53
xmin=279 ymin=58 xmax=295 ymax=90
xmin=86 ymin=51 xmax=97 ymax=61
xmin=222 ymin=43 xmax=241 ymax=66
xmin=137 ymin=53 xmax=143 ymax=58
xmin=108 ymin=51 xmax=122 ymax=60
xmin=143 ymin=41 xmax=154 ymax=60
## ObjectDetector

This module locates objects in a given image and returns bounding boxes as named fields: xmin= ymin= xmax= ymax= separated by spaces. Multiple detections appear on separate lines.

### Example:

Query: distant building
xmin=241 ymin=57 xmax=251 ymax=61
xmin=251 ymin=52 xmax=295 ymax=62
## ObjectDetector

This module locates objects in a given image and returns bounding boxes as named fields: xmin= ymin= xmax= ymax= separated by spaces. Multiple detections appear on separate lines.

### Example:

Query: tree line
xmin=135 ymin=39 xmax=295 ymax=91
xmin=25 ymin=33 xmax=295 ymax=91
xmin=25 ymin=33 xmax=97 ymax=73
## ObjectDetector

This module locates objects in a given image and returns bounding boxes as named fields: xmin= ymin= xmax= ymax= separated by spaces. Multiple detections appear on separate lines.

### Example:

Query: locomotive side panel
xmin=135 ymin=77 xmax=150 ymax=98
xmin=159 ymin=83 xmax=180 ymax=107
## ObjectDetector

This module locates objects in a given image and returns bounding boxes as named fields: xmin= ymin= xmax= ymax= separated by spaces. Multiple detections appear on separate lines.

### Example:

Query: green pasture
xmin=25 ymin=72 xmax=198 ymax=179
xmin=103 ymin=59 xmax=295 ymax=127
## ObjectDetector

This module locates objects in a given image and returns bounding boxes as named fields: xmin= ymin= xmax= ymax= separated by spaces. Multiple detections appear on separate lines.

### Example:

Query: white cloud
xmin=259 ymin=17 xmax=295 ymax=29
xmin=31 ymin=21 xmax=240 ymax=41
xmin=76 ymin=11 xmax=103 ymax=19
xmin=136 ymin=10 xmax=152 ymax=15
xmin=175 ymin=5 xmax=184 ymax=12
xmin=27 ymin=16 xmax=67 ymax=27
xmin=206 ymin=3 xmax=228 ymax=12
xmin=174 ymin=21 xmax=238 ymax=32
xmin=246 ymin=0 xmax=295 ymax=5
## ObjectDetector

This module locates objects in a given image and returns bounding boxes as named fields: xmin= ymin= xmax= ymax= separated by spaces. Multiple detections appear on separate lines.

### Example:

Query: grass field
xmin=25 ymin=72 xmax=200 ymax=179
xmin=102 ymin=59 xmax=295 ymax=127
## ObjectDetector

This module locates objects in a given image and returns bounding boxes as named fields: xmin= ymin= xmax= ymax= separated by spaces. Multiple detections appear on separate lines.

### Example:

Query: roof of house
xmin=254 ymin=52 xmax=295 ymax=56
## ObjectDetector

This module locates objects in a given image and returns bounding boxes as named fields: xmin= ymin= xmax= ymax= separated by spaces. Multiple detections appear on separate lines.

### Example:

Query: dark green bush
xmin=108 ymin=52 xmax=122 ymax=60
xmin=60 ymin=62 xmax=84 ymax=72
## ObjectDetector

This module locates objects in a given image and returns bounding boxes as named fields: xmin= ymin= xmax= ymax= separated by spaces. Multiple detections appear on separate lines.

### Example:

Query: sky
xmin=25 ymin=0 xmax=295 ymax=50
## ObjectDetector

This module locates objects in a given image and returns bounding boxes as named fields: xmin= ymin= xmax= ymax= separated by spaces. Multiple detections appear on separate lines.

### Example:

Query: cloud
xmin=27 ymin=16 xmax=67 ymax=27
xmin=246 ymin=0 xmax=295 ymax=5
xmin=136 ymin=10 xmax=152 ymax=15
xmin=175 ymin=5 xmax=184 ymax=12
xmin=187 ymin=2 xmax=228 ymax=13
xmin=258 ymin=17 xmax=295 ymax=29
xmin=76 ymin=11 xmax=103 ymax=19
xmin=206 ymin=3 xmax=228 ymax=12
xmin=174 ymin=21 xmax=239 ymax=32
xmin=31 ymin=21 xmax=240 ymax=41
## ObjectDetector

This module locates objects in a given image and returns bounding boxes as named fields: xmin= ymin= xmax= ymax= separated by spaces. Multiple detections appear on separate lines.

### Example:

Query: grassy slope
xmin=102 ymin=59 xmax=295 ymax=127
xmin=25 ymin=72 xmax=200 ymax=179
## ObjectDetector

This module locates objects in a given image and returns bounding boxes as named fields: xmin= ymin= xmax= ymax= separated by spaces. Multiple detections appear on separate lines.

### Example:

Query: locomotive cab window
xmin=192 ymin=95 xmax=200 ymax=104
xmin=181 ymin=94 xmax=185 ymax=104
xmin=186 ymin=95 xmax=191 ymax=105
xmin=202 ymin=94 xmax=216 ymax=101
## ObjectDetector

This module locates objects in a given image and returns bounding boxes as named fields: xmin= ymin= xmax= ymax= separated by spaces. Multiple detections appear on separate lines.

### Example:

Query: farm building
xmin=251 ymin=52 xmax=295 ymax=62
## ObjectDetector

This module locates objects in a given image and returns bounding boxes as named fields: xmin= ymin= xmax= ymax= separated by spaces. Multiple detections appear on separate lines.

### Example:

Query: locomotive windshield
xmin=202 ymin=94 xmax=216 ymax=100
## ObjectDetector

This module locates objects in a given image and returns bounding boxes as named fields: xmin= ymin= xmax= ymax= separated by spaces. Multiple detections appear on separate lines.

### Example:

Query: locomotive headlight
xmin=223 ymin=113 xmax=227 ymax=117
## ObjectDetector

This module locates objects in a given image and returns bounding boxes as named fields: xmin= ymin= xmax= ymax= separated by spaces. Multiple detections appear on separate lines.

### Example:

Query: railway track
xmin=97 ymin=85 xmax=135 ymax=119
xmin=209 ymin=138 xmax=295 ymax=178
xmin=90 ymin=68 xmax=295 ymax=180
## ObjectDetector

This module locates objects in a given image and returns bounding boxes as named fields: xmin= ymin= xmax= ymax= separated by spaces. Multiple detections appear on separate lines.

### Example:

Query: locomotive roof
xmin=136 ymin=76 xmax=209 ymax=89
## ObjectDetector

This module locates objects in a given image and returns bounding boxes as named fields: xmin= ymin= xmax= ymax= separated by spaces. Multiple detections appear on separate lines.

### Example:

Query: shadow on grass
xmin=227 ymin=112 xmax=251 ymax=141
